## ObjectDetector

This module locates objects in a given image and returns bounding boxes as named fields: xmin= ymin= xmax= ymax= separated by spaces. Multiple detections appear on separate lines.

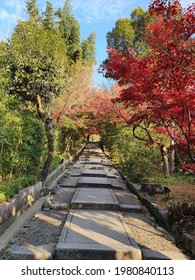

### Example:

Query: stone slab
xmin=77 ymin=177 xmax=112 ymax=188
xmin=72 ymin=165 xmax=82 ymax=169
xmin=58 ymin=177 xmax=79 ymax=188
xmin=80 ymin=161 xmax=103 ymax=165
xmin=51 ymin=203 xmax=70 ymax=210
xmin=107 ymin=173 xmax=118 ymax=178
xmin=120 ymin=204 xmax=142 ymax=212
xmin=81 ymin=170 xmax=107 ymax=177
xmin=84 ymin=165 xmax=106 ymax=170
xmin=8 ymin=244 xmax=55 ymax=260
xmin=110 ymin=179 xmax=127 ymax=190
xmin=102 ymin=162 xmax=113 ymax=167
xmin=56 ymin=210 xmax=141 ymax=260
xmin=81 ymin=170 xmax=118 ymax=179
xmin=71 ymin=188 xmax=119 ymax=210
xmin=69 ymin=171 xmax=82 ymax=177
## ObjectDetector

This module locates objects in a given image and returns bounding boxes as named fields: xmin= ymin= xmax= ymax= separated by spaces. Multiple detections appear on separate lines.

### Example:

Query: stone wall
xmin=0 ymin=182 xmax=42 ymax=236
xmin=182 ymin=233 xmax=195 ymax=256
xmin=169 ymin=202 xmax=195 ymax=256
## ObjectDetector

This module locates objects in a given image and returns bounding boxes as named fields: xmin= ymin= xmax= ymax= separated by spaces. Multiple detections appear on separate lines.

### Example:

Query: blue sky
xmin=0 ymin=0 xmax=193 ymax=86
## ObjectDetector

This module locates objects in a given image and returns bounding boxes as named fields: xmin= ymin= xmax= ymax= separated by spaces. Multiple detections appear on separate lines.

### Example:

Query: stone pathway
xmin=3 ymin=143 xmax=188 ymax=260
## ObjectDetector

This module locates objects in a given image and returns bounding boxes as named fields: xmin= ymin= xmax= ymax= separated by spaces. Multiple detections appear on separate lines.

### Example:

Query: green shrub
xmin=0 ymin=175 xmax=37 ymax=201
xmin=101 ymin=124 xmax=162 ymax=182
xmin=55 ymin=117 xmax=85 ymax=155
xmin=0 ymin=192 xmax=6 ymax=203
xmin=49 ymin=155 xmax=62 ymax=172
xmin=0 ymin=100 xmax=45 ymax=180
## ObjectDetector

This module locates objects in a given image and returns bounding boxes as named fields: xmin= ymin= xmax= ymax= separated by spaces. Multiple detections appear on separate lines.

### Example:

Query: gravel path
xmin=8 ymin=210 xmax=68 ymax=247
xmin=123 ymin=212 xmax=180 ymax=252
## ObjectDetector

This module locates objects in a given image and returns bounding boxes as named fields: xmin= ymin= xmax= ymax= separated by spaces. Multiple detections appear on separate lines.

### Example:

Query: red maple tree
xmin=70 ymin=88 xmax=130 ymax=135
xmin=101 ymin=0 xmax=195 ymax=174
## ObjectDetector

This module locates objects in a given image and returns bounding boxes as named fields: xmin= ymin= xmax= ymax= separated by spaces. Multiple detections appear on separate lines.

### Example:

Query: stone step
xmin=120 ymin=204 xmax=142 ymax=212
xmin=82 ymin=165 xmax=107 ymax=171
xmin=81 ymin=170 xmax=107 ymax=177
xmin=80 ymin=161 xmax=103 ymax=165
xmin=55 ymin=210 xmax=142 ymax=260
xmin=77 ymin=177 xmax=112 ymax=188
xmin=70 ymin=187 xmax=142 ymax=212
xmin=71 ymin=188 xmax=119 ymax=210
xmin=81 ymin=170 xmax=117 ymax=178
xmin=8 ymin=244 xmax=55 ymax=260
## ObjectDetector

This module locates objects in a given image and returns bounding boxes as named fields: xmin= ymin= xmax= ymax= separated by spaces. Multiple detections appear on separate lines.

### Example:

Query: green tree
xmin=131 ymin=7 xmax=149 ymax=53
xmin=7 ymin=15 xmax=67 ymax=186
xmin=81 ymin=31 xmax=96 ymax=65
xmin=56 ymin=116 xmax=85 ymax=156
xmin=1 ymin=0 xmax=96 ymax=191
xmin=42 ymin=1 xmax=54 ymax=30
xmin=0 ymin=41 xmax=9 ymax=90
xmin=106 ymin=7 xmax=149 ymax=54
xmin=0 ymin=87 xmax=44 ymax=181
xmin=26 ymin=0 xmax=39 ymax=22
xmin=101 ymin=124 xmax=162 ymax=182
xmin=52 ymin=4 xmax=96 ymax=125
xmin=107 ymin=18 xmax=135 ymax=51
xmin=56 ymin=0 xmax=82 ymax=63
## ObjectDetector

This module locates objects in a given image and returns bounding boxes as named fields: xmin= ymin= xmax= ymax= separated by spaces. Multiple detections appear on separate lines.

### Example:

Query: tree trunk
xmin=169 ymin=139 xmax=175 ymax=175
xmin=41 ymin=116 xmax=54 ymax=184
xmin=36 ymin=95 xmax=54 ymax=190
xmin=169 ymin=148 xmax=175 ymax=175
xmin=160 ymin=145 xmax=170 ymax=177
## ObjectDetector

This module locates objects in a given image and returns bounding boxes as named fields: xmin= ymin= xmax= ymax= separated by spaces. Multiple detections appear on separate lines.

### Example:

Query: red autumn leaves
xmin=102 ymin=0 xmax=195 ymax=169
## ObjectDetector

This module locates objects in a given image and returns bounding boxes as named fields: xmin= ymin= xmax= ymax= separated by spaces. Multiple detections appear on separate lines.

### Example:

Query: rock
xmin=41 ymin=197 xmax=52 ymax=211
xmin=182 ymin=233 xmax=195 ymax=255
xmin=156 ymin=226 xmax=175 ymax=243
xmin=50 ymin=185 xmax=60 ymax=196
xmin=141 ymin=183 xmax=164 ymax=195
xmin=163 ymin=186 xmax=171 ymax=196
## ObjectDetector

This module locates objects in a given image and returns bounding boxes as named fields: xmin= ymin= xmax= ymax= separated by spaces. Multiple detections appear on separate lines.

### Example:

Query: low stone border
xmin=0 ymin=182 xmax=42 ymax=236
xmin=122 ymin=176 xmax=171 ymax=230
xmin=181 ymin=232 xmax=195 ymax=256
xmin=45 ymin=144 xmax=86 ymax=188
xmin=45 ymin=144 xmax=86 ymax=189
xmin=0 ymin=144 xmax=86 ymax=236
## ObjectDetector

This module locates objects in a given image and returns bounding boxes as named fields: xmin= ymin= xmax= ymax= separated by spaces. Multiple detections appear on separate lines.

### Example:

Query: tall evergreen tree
xmin=56 ymin=0 xmax=81 ymax=63
xmin=106 ymin=18 xmax=135 ymax=51
xmin=106 ymin=7 xmax=149 ymax=54
xmin=131 ymin=7 xmax=149 ymax=53
xmin=42 ymin=1 xmax=54 ymax=30
xmin=81 ymin=31 xmax=96 ymax=65
xmin=26 ymin=0 xmax=39 ymax=22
